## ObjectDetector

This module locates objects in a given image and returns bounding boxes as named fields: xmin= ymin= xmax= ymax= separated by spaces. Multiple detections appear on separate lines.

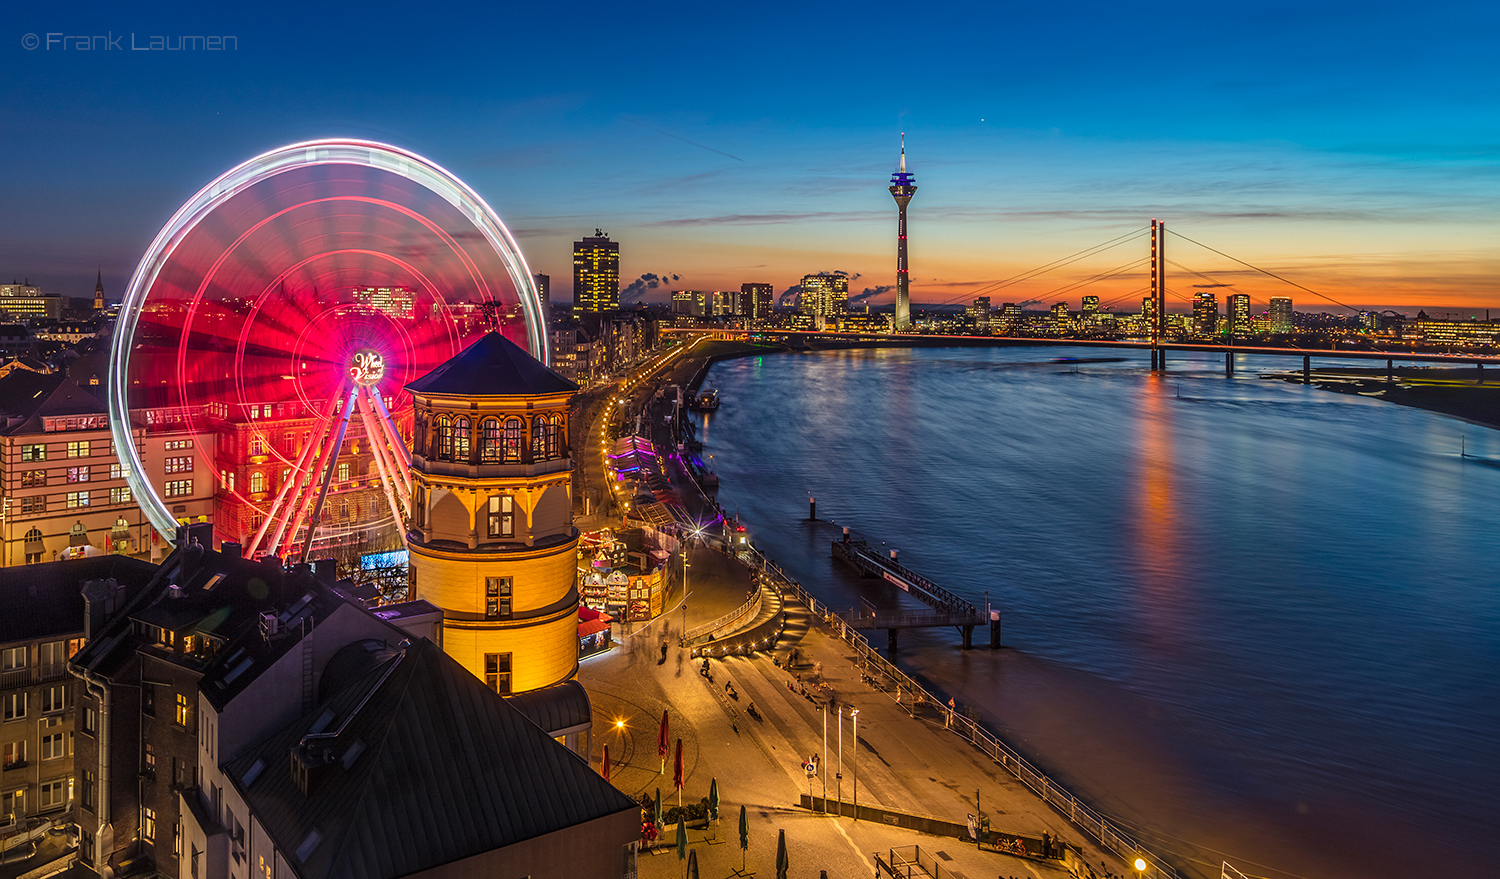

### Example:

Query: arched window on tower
xmin=454 ymin=417 xmax=471 ymax=462
xmin=531 ymin=417 xmax=547 ymax=461
xmin=503 ymin=417 xmax=523 ymax=463
xmin=434 ymin=415 xmax=453 ymax=461
xmin=550 ymin=415 xmax=565 ymax=459
xmin=480 ymin=418 xmax=502 ymax=463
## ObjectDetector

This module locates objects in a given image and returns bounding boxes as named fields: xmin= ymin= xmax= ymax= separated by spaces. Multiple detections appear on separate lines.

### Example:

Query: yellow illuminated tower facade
xmin=405 ymin=332 xmax=581 ymax=694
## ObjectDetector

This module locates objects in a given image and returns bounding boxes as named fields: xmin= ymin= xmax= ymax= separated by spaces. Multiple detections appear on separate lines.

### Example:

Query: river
xmin=690 ymin=346 xmax=1500 ymax=879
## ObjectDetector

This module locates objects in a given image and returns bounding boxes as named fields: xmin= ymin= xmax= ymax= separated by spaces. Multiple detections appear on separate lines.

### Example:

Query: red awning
xmin=578 ymin=619 xmax=610 ymax=638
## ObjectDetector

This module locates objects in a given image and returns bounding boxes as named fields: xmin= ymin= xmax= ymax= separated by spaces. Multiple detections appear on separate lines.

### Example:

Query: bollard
xmin=809 ymin=497 xmax=817 ymax=521
xmin=990 ymin=610 xmax=1002 ymax=649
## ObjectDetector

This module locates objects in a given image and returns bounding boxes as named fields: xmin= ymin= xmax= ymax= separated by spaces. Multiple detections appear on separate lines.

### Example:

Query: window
xmin=165 ymin=439 xmax=192 ymax=450
xmin=41 ymin=733 xmax=65 ymax=761
xmin=68 ymin=638 xmax=83 ymax=658
xmin=21 ymin=470 xmax=45 ymax=487
xmin=110 ymin=486 xmax=132 ymax=504
xmin=174 ymin=822 xmax=182 ymax=856
xmin=1 ymin=647 xmax=25 ymax=670
xmin=1 ymin=789 xmax=22 ymax=821
xmin=250 ymin=436 xmax=265 ymax=455
xmin=82 ymin=706 xmax=96 ymax=735
xmin=336 ymin=462 xmax=350 ymax=482
xmin=144 ymin=742 xmax=156 ymax=772
xmin=2 ymin=693 xmax=25 ymax=721
xmin=66 ymin=440 xmax=90 ymax=458
xmin=483 ymin=653 xmax=512 ymax=694
xmin=249 ymin=471 xmax=265 ymax=494
xmin=166 ymin=480 xmax=193 ymax=498
xmin=503 ymin=417 xmax=524 ymax=462
xmin=165 ymin=456 xmax=193 ymax=473
xmin=142 ymin=685 xmax=155 ymax=716
xmin=175 ymin=693 xmax=191 ymax=727
xmin=143 ymin=807 xmax=156 ymax=842
xmin=533 ymin=417 xmax=559 ymax=460
xmin=21 ymin=496 xmax=44 ymax=514
xmin=41 ymin=684 xmax=67 ymax=713
xmin=485 ymin=577 xmax=512 ymax=619
xmin=67 ymin=466 xmax=90 ymax=483
xmin=480 ymin=417 xmax=502 ymax=462
xmin=433 ymin=415 xmax=453 ymax=460
xmin=21 ymin=444 xmax=45 ymax=462
xmin=41 ymin=640 xmax=66 ymax=670
xmin=40 ymin=779 xmax=66 ymax=809
xmin=454 ymin=417 xmax=471 ymax=461
xmin=67 ymin=491 xmax=91 ymax=508
xmin=3 ymin=741 xmax=24 ymax=769
xmin=110 ymin=462 xmax=127 ymax=479
xmin=488 ymin=495 xmax=514 ymax=539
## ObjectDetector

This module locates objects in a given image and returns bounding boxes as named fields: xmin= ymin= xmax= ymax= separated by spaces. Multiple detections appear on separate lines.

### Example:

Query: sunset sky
xmin=2 ymin=0 xmax=1497 ymax=315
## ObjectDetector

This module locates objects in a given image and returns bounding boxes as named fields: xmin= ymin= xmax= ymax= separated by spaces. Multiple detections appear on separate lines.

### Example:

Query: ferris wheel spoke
xmin=249 ymin=393 xmax=342 ymax=557
xmin=356 ymin=389 xmax=411 ymax=532
xmin=297 ymin=388 xmax=359 ymax=562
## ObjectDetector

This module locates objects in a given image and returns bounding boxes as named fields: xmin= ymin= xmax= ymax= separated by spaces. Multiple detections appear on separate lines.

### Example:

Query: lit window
xmin=67 ymin=491 xmax=91 ymax=508
xmin=485 ymin=577 xmax=512 ymax=619
xmin=480 ymin=418 xmax=502 ymax=462
xmin=175 ymin=694 xmax=191 ymax=727
xmin=483 ymin=653 xmax=511 ymax=694
xmin=487 ymin=495 xmax=514 ymax=538
xmin=250 ymin=472 xmax=266 ymax=494
xmin=503 ymin=417 xmax=523 ymax=462
xmin=454 ymin=417 xmax=470 ymax=461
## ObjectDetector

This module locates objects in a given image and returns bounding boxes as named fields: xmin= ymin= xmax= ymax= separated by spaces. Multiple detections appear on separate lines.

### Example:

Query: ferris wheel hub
xmin=349 ymin=349 xmax=386 ymax=387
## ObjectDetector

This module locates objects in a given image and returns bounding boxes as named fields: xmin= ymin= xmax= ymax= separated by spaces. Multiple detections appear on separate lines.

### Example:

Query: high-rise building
xmin=572 ymin=230 xmax=619 ymax=315
xmin=1141 ymin=296 xmax=1157 ymax=328
xmin=969 ymin=296 xmax=991 ymax=333
xmin=1229 ymin=293 xmax=1251 ymax=335
xmin=889 ymin=135 xmax=917 ymax=332
xmin=1051 ymin=302 xmax=1071 ymax=331
xmin=741 ymin=283 xmax=773 ymax=322
xmin=1193 ymin=292 xmax=1219 ymax=335
xmin=1269 ymin=296 xmax=1293 ymax=334
xmin=1081 ymin=295 xmax=1099 ymax=316
xmin=670 ymin=290 xmax=703 ymax=317
xmin=800 ymin=274 xmax=848 ymax=317
xmin=533 ymin=273 xmax=550 ymax=313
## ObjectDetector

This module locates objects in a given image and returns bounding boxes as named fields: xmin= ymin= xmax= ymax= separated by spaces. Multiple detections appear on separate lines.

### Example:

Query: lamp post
xmin=821 ymin=703 xmax=828 ymax=810
xmin=836 ymin=708 xmax=843 ymax=812
xmin=1134 ymin=857 xmax=1148 ymax=877
xmin=850 ymin=708 xmax=860 ymax=820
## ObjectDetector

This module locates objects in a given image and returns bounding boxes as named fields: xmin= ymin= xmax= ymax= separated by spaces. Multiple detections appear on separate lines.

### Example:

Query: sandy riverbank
xmin=1276 ymin=366 xmax=1500 ymax=431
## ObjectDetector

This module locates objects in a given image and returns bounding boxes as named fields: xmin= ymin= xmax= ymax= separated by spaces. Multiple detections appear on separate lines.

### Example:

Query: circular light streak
xmin=108 ymin=139 xmax=547 ymax=540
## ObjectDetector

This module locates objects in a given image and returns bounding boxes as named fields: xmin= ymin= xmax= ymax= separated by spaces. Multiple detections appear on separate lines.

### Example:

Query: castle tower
xmin=405 ymin=332 xmax=581 ymax=695
xmin=93 ymin=269 xmax=104 ymax=312
xmin=889 ymin=134 xmax=918 ymax=332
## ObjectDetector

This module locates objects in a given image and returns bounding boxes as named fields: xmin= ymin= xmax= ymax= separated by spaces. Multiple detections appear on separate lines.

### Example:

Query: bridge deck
xmin=832 ymin=538 xmax=978 ymax=619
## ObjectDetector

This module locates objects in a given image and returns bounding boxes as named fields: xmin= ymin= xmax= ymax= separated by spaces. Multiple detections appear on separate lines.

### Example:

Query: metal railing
xmin=746 ymin=545 xmax=1182 ymax=879
xmin=681 ymin=584 xmax=763 ymax=646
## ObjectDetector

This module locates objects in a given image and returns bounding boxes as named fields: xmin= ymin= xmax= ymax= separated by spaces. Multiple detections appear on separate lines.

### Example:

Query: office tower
xmin=1193 ymin=292 xmax=1219 ymax=335
xmin=572 ymin=230 xmax=619 ymax=315
xmin=969 ymin=296 xmax=991 ymax=332
xmin=1270 ymin=296 xmax=1293 ymax=334
xmin=1051 ymin=302 xmax=1071 ymax=330
xmin=800 ymin=274 xmax=848 ymax=317
xmin=741 ymin=283 xmax=773 ymax=322
xmin=533 ymin=273 xmax=550 ymax=312
xmin=1082 ymin=295 xmax=1099 ymax=316
xmin=1229 ymin=293 xmax=1251 ymax=335
xmin=889 ymin=135 xmax=917 ymax=332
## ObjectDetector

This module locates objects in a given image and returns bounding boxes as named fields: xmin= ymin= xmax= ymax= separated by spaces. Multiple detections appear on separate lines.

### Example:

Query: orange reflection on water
xmin=1132 ymin=375 xmax=1187 ymax=636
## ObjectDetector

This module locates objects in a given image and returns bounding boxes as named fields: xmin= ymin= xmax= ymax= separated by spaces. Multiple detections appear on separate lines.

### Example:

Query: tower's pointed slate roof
xmin=225 ymin=639 xmax=635 ymax=879
xmin=404 ymin=331 xmax=576 ymax=397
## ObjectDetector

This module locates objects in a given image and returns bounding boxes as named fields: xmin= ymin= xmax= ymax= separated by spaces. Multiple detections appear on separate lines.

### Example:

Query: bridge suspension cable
xmin=931 ymin=226 xmax=1148 ymax=307
xmin=1166 ymin=229 xmax=1362 ymax=314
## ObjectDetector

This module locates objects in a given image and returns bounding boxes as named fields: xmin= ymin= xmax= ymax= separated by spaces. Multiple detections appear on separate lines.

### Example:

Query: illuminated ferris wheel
xmin=107 ymin=139 xmax=545 ymax=561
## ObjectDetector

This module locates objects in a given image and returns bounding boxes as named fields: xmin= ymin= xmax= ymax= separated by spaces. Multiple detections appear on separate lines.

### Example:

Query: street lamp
xmin=1134 ymin=857 xmax=1147 ymax=875
xmin=850 ymin=708 xmax=860 ymax=821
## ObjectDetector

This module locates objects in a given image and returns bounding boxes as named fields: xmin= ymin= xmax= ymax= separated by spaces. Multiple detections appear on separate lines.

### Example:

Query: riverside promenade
xmin=572 ymin=338 xmax=1161 ymax=879
xmin=579 ymin=542 xmax=1130 ymax=879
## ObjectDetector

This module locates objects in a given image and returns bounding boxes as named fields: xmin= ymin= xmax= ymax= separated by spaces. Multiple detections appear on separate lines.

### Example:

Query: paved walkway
xmin=581 ymin=544 xmax=1130 ymax=879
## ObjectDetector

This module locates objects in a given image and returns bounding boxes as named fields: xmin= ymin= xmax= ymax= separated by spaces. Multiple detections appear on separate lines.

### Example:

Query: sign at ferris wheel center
xmin=349 ymin=350 xmax=385 ymax=386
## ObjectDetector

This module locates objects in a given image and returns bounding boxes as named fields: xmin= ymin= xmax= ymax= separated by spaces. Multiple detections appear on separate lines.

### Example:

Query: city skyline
xmin=2 ymin=2 xmax=1497 ymax=315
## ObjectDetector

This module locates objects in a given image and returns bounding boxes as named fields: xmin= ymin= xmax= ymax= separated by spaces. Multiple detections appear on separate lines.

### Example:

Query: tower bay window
xmin=480 ymin=418 xmax=502 ymax=462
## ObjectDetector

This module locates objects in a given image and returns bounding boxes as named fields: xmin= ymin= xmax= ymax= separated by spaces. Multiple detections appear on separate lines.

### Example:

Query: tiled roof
xmin=226 ymin=640 xmax=635 ymax=879
xmin=404 ymin=331 xmax=577 ymax=398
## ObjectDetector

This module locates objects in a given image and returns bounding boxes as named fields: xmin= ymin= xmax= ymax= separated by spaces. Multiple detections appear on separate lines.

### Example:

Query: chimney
xmin=81 ymin=578 xmax=116 ymax=641
xmin=221 ymin=541 xmax=242 ymax=559
xmin=313 ymin=559 xmax=337 ymax=585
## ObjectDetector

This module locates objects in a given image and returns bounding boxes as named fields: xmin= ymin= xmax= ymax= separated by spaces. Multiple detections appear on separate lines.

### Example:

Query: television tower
xmin=889 ymin=134 xmax=918 ymax=332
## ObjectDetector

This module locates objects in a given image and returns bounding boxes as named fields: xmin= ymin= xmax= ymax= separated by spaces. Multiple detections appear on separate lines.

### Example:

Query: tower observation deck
xmin=889 ymin=134 xmax=918 ymax=332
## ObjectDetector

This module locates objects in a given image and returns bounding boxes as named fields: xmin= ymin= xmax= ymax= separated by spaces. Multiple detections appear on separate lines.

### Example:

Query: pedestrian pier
xmin=832 ymin=534 xmax=997 ymax=655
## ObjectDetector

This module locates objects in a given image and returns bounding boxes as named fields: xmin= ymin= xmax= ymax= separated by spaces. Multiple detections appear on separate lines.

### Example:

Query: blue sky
xmin=2 ymin=0 xmax=1497 ymax=313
